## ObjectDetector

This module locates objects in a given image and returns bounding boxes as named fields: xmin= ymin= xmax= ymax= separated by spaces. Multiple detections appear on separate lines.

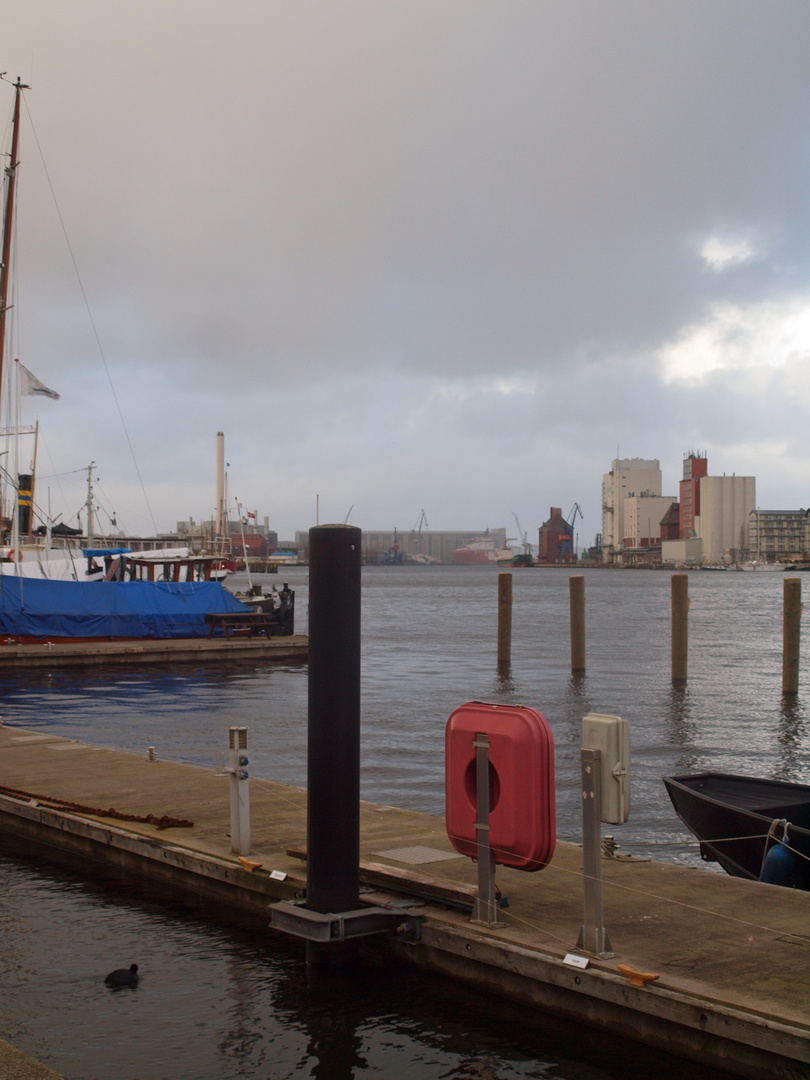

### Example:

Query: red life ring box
xmin=445 ymin=701 xmax=556 ymax=872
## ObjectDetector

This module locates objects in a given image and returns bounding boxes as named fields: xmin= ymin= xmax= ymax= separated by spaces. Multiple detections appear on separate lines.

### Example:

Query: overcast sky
xmin=2 ymin=1 xmax=810 ymax=547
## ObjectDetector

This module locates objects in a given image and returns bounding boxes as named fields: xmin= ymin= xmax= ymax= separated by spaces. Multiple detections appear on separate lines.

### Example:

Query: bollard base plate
xmin=270 ymin=901 xmax=423 ymax=943
xmin=576 ymin=925 xmax=615 ymax=959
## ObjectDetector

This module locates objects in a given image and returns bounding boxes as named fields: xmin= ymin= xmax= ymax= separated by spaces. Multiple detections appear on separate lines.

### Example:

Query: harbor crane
xmin=557 ymin=503 xmax=583 ymax=558
xmin=412 ymin=509 xmax=428 ymax=556
xmin=512 ymin=513 xmax=533 ymax=555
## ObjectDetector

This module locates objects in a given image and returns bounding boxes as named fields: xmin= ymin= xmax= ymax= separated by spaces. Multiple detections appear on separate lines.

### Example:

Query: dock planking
xmin=0 ymin=724 xmax=807 ymax=1080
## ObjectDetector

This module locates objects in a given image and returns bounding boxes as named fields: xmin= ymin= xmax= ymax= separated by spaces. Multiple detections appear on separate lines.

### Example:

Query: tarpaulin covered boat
xmin=0 ymin=575 xmax=253 ymax=643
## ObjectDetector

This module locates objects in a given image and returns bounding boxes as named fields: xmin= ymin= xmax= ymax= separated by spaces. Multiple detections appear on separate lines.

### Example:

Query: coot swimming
xmin=104 ymin=963 xmax=140 ymax=987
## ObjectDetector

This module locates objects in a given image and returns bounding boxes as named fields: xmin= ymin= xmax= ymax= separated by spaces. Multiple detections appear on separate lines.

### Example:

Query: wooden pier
xmin=0 ymin=634 xmax=308 ymax=669
xmin=0 ymin=724 xmax=807 ymax=1080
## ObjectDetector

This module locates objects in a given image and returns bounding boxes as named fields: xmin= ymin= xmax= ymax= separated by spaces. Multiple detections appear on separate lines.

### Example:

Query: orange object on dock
xmin=617 ymin=964 xmax=660 ymax=987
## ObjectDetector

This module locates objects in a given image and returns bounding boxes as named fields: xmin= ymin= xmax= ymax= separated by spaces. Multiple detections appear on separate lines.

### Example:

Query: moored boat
xmin=209 ymin=557 xmax=237 ymax=581
xmin=0 ymin=574 xmax=257 ymax=644
xmin=663 ymin=771 xmax=810 ymax=891
xmin=231 ymin=580 xmax=295 ymax=635
xmin=740 ymin=560 xmax=787 ymax=571
xmin=0 ymin=83 xmax=297 ymax=644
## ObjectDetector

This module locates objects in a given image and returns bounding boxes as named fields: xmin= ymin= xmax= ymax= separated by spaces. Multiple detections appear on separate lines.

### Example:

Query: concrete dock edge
xmin=0 ymin=1036 xmax=64 ymax=1080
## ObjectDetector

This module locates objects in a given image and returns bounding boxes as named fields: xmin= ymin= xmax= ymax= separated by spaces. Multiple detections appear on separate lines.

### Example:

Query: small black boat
xmin=662 ymin=772 xmax=810 ymax=891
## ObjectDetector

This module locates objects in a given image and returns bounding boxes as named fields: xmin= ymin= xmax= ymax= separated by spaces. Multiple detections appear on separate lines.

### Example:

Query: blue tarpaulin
xmin=0 ymin=576 xmax=252 ymax=640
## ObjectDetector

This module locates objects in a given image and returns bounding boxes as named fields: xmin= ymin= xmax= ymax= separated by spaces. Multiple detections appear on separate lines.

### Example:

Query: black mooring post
xmin=306 ymin=524 xmax=362 ymax=963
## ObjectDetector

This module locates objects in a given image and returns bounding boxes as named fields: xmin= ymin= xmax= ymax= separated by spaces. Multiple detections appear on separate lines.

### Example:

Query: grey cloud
xmin=3 ymin=0 xmax=810 ymax=540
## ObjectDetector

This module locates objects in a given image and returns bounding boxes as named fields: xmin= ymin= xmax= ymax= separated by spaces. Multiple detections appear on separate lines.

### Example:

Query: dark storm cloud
xmin=3 ymin=0 xmax=810 ymax=538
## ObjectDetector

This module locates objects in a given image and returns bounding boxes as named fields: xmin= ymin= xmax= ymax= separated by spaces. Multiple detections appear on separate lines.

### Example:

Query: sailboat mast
xmin=215 ymin=431 xmax=225 ymax=542
xmin=0 ymin=78 xmax=28 ymax=399
xmin=28 ymin=418 xmax=39 ymax=542
xmin=86 ymin=462 xmax=95 ymax=548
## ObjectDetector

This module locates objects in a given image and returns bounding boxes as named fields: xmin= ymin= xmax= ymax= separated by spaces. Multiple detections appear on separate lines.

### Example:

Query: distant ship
xmin=451 ymin=538 xmax=514 ymax=565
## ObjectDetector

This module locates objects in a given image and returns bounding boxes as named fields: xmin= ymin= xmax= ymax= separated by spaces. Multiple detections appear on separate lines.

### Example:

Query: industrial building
xmin=537 ymin=507 xmax=577 ymax=563
xmin=698 ymin=475 xmax=756 ymax=563
xmin=623 ymin=495 xmax=677 ymax=549
xmin=175 ymin=516 xmax=279 ymax=557
xmin=601 ymin=452 xmax=761 ymax=566
xmin=679 ymin=451 xmax=707 ymax=538
xmin=601 ymin=458 xmax=662 ymax=554
xmin=660 ymin=454 xmax=756 ymax=565
xmin=295 ymin=528 xmax=508 ymax=565
xmin=748 ymin=509 xmax=809 ymax=563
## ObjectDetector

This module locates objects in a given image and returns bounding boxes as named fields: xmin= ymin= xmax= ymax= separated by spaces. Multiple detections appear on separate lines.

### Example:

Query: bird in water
xmin=104 ymin=963 xmax=140 ymax=987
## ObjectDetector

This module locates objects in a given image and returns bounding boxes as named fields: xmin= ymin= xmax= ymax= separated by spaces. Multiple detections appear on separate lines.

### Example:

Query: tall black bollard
xmin=306 ymin=524 xmax=362 ymax=964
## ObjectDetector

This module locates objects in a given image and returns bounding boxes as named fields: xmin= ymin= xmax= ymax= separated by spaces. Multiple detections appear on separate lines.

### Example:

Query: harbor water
xmin=1 ymin=565 xmax=806 ymax=1078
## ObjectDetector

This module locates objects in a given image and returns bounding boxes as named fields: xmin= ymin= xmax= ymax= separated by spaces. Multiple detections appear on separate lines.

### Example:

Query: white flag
xmin=17 ymin=361 xmax=60 ymax=400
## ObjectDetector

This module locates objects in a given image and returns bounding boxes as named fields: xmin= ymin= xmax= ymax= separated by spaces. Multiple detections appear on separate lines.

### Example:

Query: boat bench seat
xmin=204 ymin=612 xmax=281 ymax=638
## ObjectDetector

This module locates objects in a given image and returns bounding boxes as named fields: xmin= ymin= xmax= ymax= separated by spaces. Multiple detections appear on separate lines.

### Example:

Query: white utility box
xmin=582 ymin=713 xmax=630 ymax=825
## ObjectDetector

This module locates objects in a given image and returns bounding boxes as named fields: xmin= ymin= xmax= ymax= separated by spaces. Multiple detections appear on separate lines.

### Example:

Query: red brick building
xmin=537 ymin=507 xmax=575 ymax=563
xmin=660 ymin=501 xmax=681 ymax=541
xmin=679 ymin=452 xmax=707 ymax=538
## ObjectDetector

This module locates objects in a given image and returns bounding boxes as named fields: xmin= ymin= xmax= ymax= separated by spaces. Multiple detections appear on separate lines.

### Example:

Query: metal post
xmin=570 ymin=575 xmax=585 ymax=674
xmin=671 ymin=573 xmax=689 ymax=683
xmin=228 ymin=726 xmax=250 ymax=855
xmin=497 ymin=572 xmax=512 ymax=666
xmin=307 ymin=524 xmax=362 ymax=963
xmin=471 ymin=733 xmax=503 ymax=928
xmin=783 ymin=577 xmax=801 ymax=695
xmin=577 ymin=747 xmax=613 ymax=957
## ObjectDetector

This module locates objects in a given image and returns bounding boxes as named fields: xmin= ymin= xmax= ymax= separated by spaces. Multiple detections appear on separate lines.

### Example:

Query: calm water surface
xmin=0 ymin=565 xmax=805 ymax=1078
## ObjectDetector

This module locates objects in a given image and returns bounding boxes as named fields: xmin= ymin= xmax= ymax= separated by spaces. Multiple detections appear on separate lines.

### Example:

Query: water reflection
xmin=776 ymin=695 xmax=808 ymax=780
xmin=2 ymin=802 xmax=740 ymax=1079
xmin=563 ymin=672 xmax=591 ymax=722
xmin=217 ymin=952 xmax=272 ymax=1072
xmin=493 ymin=661 xmax=516 ymax=697
xmin=664 ymin=684 xmax=695 ymax=742
xmin=662 ymin=685 xmax=701 ymax=772
xmin=285 ymin=966 xmax=370 ymax=1079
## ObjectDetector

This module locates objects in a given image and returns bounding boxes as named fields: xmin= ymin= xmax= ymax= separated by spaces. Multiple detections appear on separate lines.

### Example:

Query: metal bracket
xmin=471 ymin=732 xmax=504 ymax=928
xmin=269 ymin=901 xmax=423 ymax=944
xmin=576 ymin=747 xmax=615 ymax=958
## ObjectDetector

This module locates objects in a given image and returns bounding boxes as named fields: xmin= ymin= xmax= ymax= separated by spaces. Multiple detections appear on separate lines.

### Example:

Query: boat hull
xmin=663 ymin=772 xmax=810 ymax=890
xmin=451 ymin=549 xmax=494 ymax=564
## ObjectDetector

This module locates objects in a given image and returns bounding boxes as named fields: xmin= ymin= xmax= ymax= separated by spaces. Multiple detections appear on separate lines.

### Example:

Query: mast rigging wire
xmin=19 ymin=93 xmax=158 ymax=534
